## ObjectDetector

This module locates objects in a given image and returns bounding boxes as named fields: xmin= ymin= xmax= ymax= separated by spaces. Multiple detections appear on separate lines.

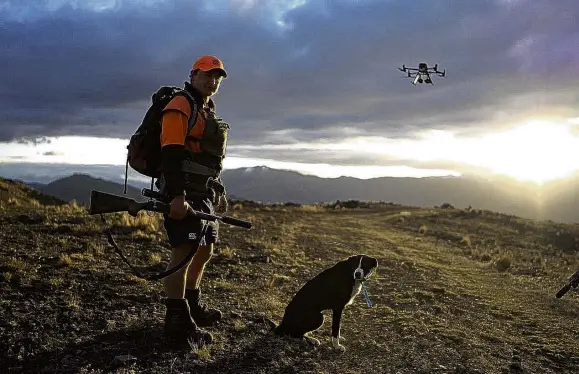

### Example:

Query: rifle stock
xmin=89 ymin=190 xmax=132 ymax=214
xmin=89 ymin=190 xmax=167 ymax=217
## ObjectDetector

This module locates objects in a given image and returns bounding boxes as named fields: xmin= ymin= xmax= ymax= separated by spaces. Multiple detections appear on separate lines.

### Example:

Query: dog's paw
xmin=332 ymin=337 xmax=346 ymax=352
xmin=305 ymin=336 xmax=321 ymax=346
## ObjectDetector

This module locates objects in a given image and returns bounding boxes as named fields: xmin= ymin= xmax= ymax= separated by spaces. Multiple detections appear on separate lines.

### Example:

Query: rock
xmin=112 ymin=354 xmax=137 ymax=365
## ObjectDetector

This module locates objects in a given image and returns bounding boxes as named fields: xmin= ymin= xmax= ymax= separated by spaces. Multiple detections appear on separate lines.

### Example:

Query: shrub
xmin=495 ymin=254 xmax=512 ymax=272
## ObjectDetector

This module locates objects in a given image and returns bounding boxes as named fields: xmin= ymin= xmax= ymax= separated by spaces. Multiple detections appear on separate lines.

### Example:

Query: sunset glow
xmin=1 ymin=119 xmax=577 ymax=183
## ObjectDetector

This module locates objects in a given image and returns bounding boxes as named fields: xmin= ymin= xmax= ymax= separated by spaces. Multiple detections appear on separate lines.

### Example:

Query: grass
xmin=2 ymin=180 xmax=579 ymax=373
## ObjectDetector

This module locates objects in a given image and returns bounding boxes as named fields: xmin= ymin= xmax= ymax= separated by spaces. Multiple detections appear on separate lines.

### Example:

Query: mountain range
xmin=22 ymin=166 xmax=579 ymax=223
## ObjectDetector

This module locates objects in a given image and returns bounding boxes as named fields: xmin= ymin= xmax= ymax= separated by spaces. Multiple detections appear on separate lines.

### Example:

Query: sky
xmin=1 ymin=0 xmax=579 ymax=185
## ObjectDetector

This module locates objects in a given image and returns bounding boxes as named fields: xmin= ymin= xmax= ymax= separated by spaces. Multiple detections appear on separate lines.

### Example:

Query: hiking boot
xmin=185 ymin=288 xmax=222 ymax=327
xmin=164 ymin=298 xmax=213 ymax=346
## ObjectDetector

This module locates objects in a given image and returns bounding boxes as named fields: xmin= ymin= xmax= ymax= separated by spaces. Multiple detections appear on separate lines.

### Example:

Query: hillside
xmin=30 ymin=173 xmax=145 ymax=205
xmin=2 ymin=177 xmax=579 ymax=372
xmin=0 ymin=177 xmax=67 ymax=207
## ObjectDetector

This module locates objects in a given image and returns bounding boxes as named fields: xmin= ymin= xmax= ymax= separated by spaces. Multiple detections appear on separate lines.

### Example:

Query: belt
xmin=181 ymin=160 xmax=220 ymax=177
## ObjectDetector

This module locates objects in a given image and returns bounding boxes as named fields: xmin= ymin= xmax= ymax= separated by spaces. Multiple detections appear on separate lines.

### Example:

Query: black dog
xmin=273 ymin=254 xmax=378 ymax=351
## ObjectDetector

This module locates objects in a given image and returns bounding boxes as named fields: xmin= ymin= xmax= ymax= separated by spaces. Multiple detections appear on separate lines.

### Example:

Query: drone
xmin=398 ymin=62 xmax=446 ymax=85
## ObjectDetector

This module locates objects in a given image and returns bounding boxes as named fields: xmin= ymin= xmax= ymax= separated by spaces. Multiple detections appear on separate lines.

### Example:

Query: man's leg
xmin=186 ymin=242 xmax=213 ymax=290
xmin=162 ymin=241 xmax=213 ymax=345
xmin=184 ymin=228 xmax=222 ymax=327
xmin=163 ymin=243 xmax=191 ymax=299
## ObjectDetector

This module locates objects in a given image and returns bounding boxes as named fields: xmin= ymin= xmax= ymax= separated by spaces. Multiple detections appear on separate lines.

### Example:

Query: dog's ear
xmin=361 ymin=255 xmax=378 ymax=272
xmin=346 ymin=254 xmax=362 ymax=267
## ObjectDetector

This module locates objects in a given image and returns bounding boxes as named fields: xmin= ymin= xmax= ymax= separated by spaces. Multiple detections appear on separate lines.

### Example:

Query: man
xmin=158 ymin=55 xmax=230 ymax=345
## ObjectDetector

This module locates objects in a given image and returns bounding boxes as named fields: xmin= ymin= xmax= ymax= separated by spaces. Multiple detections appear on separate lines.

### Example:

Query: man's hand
xmin=169 ymin=195 xmax=190 ymax=220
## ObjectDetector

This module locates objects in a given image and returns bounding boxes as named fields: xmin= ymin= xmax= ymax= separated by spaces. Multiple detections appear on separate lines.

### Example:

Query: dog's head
xmin=348 ymin=254 xmax=378 ymax=281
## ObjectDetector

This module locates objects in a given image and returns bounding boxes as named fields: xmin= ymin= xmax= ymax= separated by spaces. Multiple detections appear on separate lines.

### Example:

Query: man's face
xmin=191 ymin=69 xmax=224 ymax=98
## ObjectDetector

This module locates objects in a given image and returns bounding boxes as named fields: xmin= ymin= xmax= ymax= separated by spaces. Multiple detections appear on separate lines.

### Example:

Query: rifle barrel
xmin=556 ymin=284 xmax=571 ymax=299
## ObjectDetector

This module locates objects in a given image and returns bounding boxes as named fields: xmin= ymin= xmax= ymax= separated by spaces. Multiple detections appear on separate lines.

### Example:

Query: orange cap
xmin=192 ymin=55 xmax=227 ymax=78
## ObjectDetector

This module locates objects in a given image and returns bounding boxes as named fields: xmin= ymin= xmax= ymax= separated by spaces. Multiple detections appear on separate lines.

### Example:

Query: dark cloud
xmin=1 ymin=0 xmax=578 ymax=144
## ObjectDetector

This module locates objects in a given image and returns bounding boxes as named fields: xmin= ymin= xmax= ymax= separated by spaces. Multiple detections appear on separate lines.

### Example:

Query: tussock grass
xmin=6 ymin=257 xmax=28 ymax=271
xmin=7 ymin=197 xmax=20 ymax=206
xmin=148 ymin=253 xmax=163 ymax=265
xmin=299 ymin=204 xmax=326 ymax=212
xmin=108 ymin=211 xmax=162 ymax=233
xmin=268 ymin=274 xmax=292 ymax=288
xmin=495 ymin=254 xmax=513 ymax=272
xmin=217 ymin=245 xmax=234 ymax=259
xmin=189 ymin=344 xmax=212 ymax=361
xmin=66 ymin=294 xmax=81 ymax=310
xmin=58 ymin=254 xmax=72 ymax=267
xmin=131 ymin=229 xmax=158 ymax=241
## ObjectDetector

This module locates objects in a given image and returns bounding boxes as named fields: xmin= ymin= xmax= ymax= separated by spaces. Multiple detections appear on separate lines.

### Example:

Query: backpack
xmin=123 ymin=86 xmax=199 ymax=194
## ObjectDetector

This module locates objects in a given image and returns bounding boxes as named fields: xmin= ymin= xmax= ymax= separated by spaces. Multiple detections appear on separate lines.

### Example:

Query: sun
xmin=326 ymin=119 xmax=579 ymax=184
xmin=462 ymin=120 xmax=579 ymax=184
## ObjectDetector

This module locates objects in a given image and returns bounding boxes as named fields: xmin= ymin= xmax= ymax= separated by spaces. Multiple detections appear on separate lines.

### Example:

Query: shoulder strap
xmin=179 ymin=90 xmax=200 ymax=138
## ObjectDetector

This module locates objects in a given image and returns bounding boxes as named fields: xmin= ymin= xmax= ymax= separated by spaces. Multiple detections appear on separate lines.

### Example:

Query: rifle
xmin=89 ymin=189 xmax=252 ymax=280
xmin=90 ymin=189 xmax=252 ymax=228
xmin=556 ymin=269 xmax=579 ymax=298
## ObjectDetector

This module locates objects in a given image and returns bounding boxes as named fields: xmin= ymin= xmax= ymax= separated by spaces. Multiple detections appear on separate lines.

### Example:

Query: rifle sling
xmin=99 ymin=213 xmax=207 ymax=281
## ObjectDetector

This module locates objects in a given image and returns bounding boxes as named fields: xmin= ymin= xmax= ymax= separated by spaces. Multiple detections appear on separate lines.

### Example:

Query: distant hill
xmin=220 ymin=166 xmax=572 ymax=222
xmin=13 ymin=167 xmax=579 ymax=223
xmin=29 ymin=173 xmax=145 ymax=205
